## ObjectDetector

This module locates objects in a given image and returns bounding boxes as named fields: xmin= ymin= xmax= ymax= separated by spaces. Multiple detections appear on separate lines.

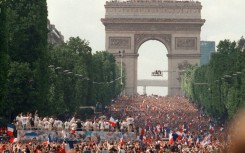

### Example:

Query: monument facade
xmin=101 ymin=0 xmax=205 ymax=96
xmin=48 ymin=20 xmax=64 ymax=45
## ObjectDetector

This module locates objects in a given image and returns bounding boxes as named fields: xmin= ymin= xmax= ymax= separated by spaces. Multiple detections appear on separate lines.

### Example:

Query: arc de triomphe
xmin=101 ymin=0 xmax=205 ymax=96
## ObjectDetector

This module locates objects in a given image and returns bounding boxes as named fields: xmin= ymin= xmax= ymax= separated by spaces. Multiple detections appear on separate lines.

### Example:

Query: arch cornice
xmin=134 ymin=34 xmax=171 ymax=53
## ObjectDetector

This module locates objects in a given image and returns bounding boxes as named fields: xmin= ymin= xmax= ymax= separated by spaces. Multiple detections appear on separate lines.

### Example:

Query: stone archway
xmin=134 ymin=34 xmax=171 ymax=54
xmin=101 ymin=0 xmax=205 ymax=96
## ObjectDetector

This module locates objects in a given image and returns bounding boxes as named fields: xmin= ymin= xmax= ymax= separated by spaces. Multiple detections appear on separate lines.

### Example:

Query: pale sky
xmin=47 ymin=0 xmax=245 ymax=96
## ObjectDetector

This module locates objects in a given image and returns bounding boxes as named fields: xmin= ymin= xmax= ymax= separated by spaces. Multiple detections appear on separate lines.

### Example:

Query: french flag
xmin=120 ymin=135 xmax=124 ymax=145
xmin=7 ymin=124 xmax=14 ymax=136
xmin=9 ymin=137 xmax=18 ymax=143
xmin=168 ymin=133 xmax=174 ymax=145
xmin=209 ymin=125 xmax=214 ymax=132
xmin=196 ymin=137 xmax=202 ymax=145
xmin=154 ymin=127 xmax=159 ymax=135
xmin=109 ymin=116 xmax=116 ymax=127
xmin=43 ymin=134 xmax=52 ymax=145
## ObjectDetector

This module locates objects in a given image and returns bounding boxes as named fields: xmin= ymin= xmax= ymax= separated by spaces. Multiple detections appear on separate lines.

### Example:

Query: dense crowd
xmin=0 ymin=95 xmax=232 ymax=152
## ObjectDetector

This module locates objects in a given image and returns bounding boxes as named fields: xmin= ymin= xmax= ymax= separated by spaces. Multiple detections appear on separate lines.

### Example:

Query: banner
xmin=17 ymin=130 xmax=136 ymax=142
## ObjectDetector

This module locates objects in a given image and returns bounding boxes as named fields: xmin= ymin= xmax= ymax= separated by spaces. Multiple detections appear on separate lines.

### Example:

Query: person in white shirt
xmin=38 ymin=117 xmax=43 ymax=130
xmin=57 ymin=120 xmax=63 ymax=130
xmin=49 ymin=117 xmax=54 ymax=128
xmin=26 ymin=113 xmax=33 ymax=129
xmin=126 ymin=116 xmax=134 ymax=132
xmin=69 ymin=117 xmax=75 ymax=125
xmin=43 ymin=117 xmax=48 ymax=121
xmin=121 ymin=120 xmax=128 ymax=132
xmin=43 ymin=120 xmax=50 ymax=130
xmin=34 ymin=114 xmax=39 ymax=129
xmin=21 ymin=115 xmax=29 ymax=130
xmin=15 ymin=114 xmax=22 ymax=130
xmin=71 ymin=122 xmax=77 ymax=133
xmin=88 ymin=119 xmax=93 ymax=131
xmin=84 ymin=119 xmax=92 ymax=131
xmin=53 ymin=119 xmax=62 ymax=130
xmin=104 ymin=121 xmax=110 ymax=131
xmin=53 ymin=120 xmax=58 ymax=130
xmin=99 ymin=119 xmax=105 ymax=131
xmin=64 ymin=121 xmax=70 ymax=130
xmin=93 ymin=119 xmax=100 ymax=131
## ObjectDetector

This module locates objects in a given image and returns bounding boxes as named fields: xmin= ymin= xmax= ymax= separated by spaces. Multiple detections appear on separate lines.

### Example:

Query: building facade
xmin=200 ymin=41 xmax=215 ymax=65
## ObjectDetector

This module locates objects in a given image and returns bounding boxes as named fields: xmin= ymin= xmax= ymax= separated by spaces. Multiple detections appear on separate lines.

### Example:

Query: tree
xmin=48 ymin=37 xmax=93 ymax=114
xmin=48 ymin=38 xmax=122 ymax=115
xmin=181 ymin=38 xmax=245 ymax=120
xmin=6 ymin=62 xmax=34 ymax=118
xmin=67 ymin=37 xmax=93 ymax=105
xmin=92 ymin=51 xmax=121 ymax=105
xmin=238 ymin=36 xmax=245 ymax=49
xmin=6 ymin=0 xmax=50 ymax=115
xmin=0 ymin=0 xmax=9 ymax=117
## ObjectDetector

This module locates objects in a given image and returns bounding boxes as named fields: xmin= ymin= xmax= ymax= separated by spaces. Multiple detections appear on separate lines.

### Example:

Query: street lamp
xmin=48 ymin=65 xmax=54 ymax=68
xmin=194 ymin=83 xmax=208 ymax=85
xmin=119 ymin=50 xmax=125 ymax=91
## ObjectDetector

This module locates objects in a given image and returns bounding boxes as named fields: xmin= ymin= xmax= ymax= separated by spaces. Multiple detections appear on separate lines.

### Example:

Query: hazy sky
xmin=47 ymin=0 xmax=245 ymax=95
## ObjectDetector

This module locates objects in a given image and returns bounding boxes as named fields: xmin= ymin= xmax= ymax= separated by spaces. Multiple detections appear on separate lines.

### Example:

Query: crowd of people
xmin=0 ymin=95 xmax=238 ymax=152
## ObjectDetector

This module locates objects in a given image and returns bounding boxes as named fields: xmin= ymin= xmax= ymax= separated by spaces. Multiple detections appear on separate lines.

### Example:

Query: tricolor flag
xmin=9 ymin=137 xmax=18 ymax=143
xmin=165 ymin=128 xmax=171 ymax=138
xmin=176 ymin=131 xmax=183 ymax=140
xmin=196 ymin=137 xmax=202 ymax=145
xmin=64 ymin=140 xmax=74 ymax=152
xmin=150 ymin=127 xmax=156 ymax=135
xmin=43 ymin=134 xmax=52 ymax=145
xmin=120 ymin=135 xmax=124 ymax=145
xmin=209 ymin=125 xmax=214 ymax=132
xmin=168 ymin=133 xmax=174 ymax=145
xmin=7 ymin=124 xmax=14 ymax=136
xmin=168 ymin=132 xmax=179 ymax=145
xmin=109 ymin=116 xmax=116 ymax=127
xmin=184 ymin=138 xmax=188 ymax=145
xmin=48 ymin=134 xmax=52 ymax=144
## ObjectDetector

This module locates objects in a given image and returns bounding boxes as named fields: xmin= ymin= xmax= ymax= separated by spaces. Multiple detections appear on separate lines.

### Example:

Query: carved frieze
xmin=109 ymin=37 xmax=131 ymax=49
xmin=102 ymin=21 xmax=203 ymax=32
xmin=175 ymin=37 xmax=197 ymax=50
xmin=105 ymin=1 xmax=202 ymax=19
xmin=134 ymin=34 xmax=171 ymax=51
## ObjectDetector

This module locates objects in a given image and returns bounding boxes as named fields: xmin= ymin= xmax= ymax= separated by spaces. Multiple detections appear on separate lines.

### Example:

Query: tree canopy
xmin=0 ymin=0 xmax=122 ymax=123
xmin=181 ymin=38 xmax=245 ymax=121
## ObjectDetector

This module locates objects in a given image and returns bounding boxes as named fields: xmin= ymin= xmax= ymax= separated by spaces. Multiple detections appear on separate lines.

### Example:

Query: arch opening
xmin=137 ymin=40 xmax=168 ymax=96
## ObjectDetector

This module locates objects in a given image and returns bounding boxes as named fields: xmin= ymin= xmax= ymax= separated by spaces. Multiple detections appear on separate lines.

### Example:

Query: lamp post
xmin=119 ymin=50 xmax=125 ymax=94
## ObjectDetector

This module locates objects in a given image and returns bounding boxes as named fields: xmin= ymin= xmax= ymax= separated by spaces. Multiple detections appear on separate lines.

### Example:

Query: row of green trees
xmin=48 ymin=37 xmax=122 ymax=115
xmin=181 ymin=38 xmax=245 ymax=120
xmin=0 ymin=0 xmax=122 ymax=122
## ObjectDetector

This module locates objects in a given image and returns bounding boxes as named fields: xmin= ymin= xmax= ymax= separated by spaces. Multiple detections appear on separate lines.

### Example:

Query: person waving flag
xmin=109 ymin=116 xmax=116 ymax=127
